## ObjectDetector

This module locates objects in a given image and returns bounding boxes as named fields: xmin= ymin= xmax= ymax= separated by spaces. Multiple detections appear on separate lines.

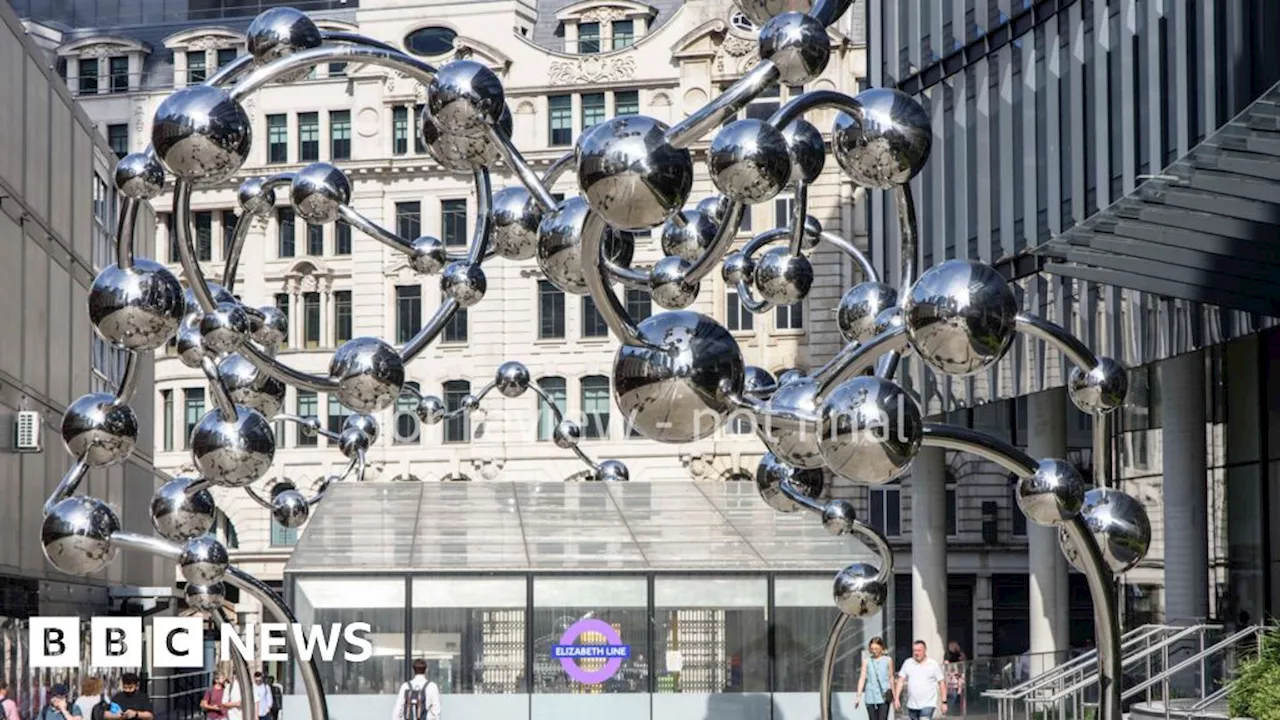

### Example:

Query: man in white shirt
xmin=895 ymin=640 xmax=947 ymax=719
xmin=222 ymin=678 xmax=244 ymax=720
xmin=252 ymin=673 xmax=273 ymax=720
xmin=390 ymin=659 xmax=441 ymax=720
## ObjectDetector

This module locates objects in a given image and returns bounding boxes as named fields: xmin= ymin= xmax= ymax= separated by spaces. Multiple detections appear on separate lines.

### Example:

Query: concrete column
xmin=1163 ymin=350 xmax=1209 ymax=625
xmin=912 ymin=445 xmax=948 ymax=656
xmin=1027 ymin=387 xmax=1070 ymax=673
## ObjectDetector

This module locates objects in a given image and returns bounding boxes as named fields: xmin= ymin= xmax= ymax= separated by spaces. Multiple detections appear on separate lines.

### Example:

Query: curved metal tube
xmin=44 ymin=457 xmax=89 ymax=515
xmin=819 ymin=613 xmax=851 ymax=720
xmin=238 ymin=340 xmax=339 ymax=393
xmin=529 ymin=383 xmax=597 ymax=469
xmin=399 ymin=298 xmax=461 ymax=362
xmin=204 ymin=53 xmax=256 ymax=87
xmin=580 ymin=209 xmax=643 ymax=346
xmin=115 ymin=198 xmax=138 ymax=270
xmin=604 ymin=258 xmax=652 ymax=289
xmin=742 ymin=227 xmax=792 ymax=259
xmin=243 ymin=486 xmax=273 ymax=511
xmin=231 ymin=45 xmax=436 ymax=100
xmin=895 ymin=184 xmax=919 ymax=293
xmin=541 ymin=151 xmax=575 ymax=187
xmin=338 ymin=205 xmax=416 ymax=255
xmin=216 ymin=604 xmax=259 ymax=720
xmin=1015 ymin=312 xmax=1100 ymax=371
xmin=779 ymin=478 xmax=824 ymax=514
xmin=221 ymin=211 xmax=256 ymax=294
xmin=812 ymin=326 xmax=912 ymax=393
xmin=665 ymin=61 xmax=781 ymax=148
xmin=1062 ymin=516 xmax=1123 ymax=720
xmin=788 ymin=181 xmax=810 ymax=255
xmin=489 ymin=125 xmax=558 ymax=212
xmin=201 ymin=356 xmax=239 ymax=421
xmin=919 ymin=423 xmax=1038 ymax=477
xmin=173 ymin=181 xmax=217 ymax=314
xmin=466 ymin=167 xmax=494 ymax=264
xmin=725 ymin=389 xmax=819 ymax=432
xmin=768 ymin=90 xmax=862 ymax=132
xmin=818 ymin=230 xmax=877 ymax=283
xmin=848 ymin=522 xmax=895 ymax=585
xmin=684 ymin=200 xmax=746 ymax=285
xmin=114 ymin=352 xmax=142 ymax=404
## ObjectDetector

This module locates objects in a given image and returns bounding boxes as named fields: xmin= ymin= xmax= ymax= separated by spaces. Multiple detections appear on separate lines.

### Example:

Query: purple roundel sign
xmin=551 ymin=618 xmax=631 ymax=684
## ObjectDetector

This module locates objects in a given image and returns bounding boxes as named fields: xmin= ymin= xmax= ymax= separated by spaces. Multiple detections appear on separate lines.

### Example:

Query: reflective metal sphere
xmin=409 ymin=236 xmax=448 ymax=275
xmin=272 ymin=488 xmax=311 ymax=529
xmin=238 ymin=177 xmax=277 ymax=217
xmin=1059 ymin=489 xmax=1152 ymax=575
xmin=732 ymin=0 xmax=815 ymax=26
xmin=818 ymin=376 xmax=923 ymax=485
xmin=428 ymin=60 xmax=505 ymax=137
xmin=758 ymin=12 xmax=830 ymax=85
xmin=184 ymin=583 xmax=226 ymax=613
xmin=837 ymin=282 xmax=898 ymax=343
xmin=660 ymin=210 xmax=718 ymax=263
xmin=441 ymin=262 xmax=487 ymax=308
xmin=190 ymin=406 xmax=276 ymax=488
xmin=754 ymin=247 xmax=813 ymax=305
xmin=290 ymin=163 xmax=351 ymax=225
xmin=821 ymin=499 xmax=857 ymax=536
xmin=61 ymin=393 xmax=138 ymax=468
xmin=799 ymin=215 xmax=823 ymax=249
xmin=329 ymin=337 xmax=406 ymax=413
xmin=246 ymin=6 xmax=323 ymax=80
xmin=832 ymin=88 xmax=931 ymax=189
xmin=553 ymin=420 xmax=582 ymax=449
xmin=114 ymin=152 xmax=166 ymax=200
xmin=41 ymin=497 xmax=120 ymax=576
xmin=710 ymin=119 xmax=792 ymax=204
xmin=874 ymin=306 xmax=903 ymax=335
xmin=176 ymin=313 xmax=205 ymax=368
xmin=777 ymin=368 xmax=805 ymax=386
xmin=761 ymin=377 xmax=824 ymax=468
xmin=491 ymin=187 xmax=543 ymax=260
xmin=199 ymin=302 xmax=251 ymax=355
xmin=218 ymin=353 xmax=286 ymax=417
xmin=781 ymin=119 xmax=826 ymax=186
xmin=150 ymin=476 xmax=216 ymax=542
xmin=904 ymin=259 xmax=1018 ymax=376
xmin=1017 ymin=458 xmax=1087 ymax=526
xmin=696 ymin=195 xmax=731 ymax=224
xmin=416 ymin=395 xmax=446 ymax=425
xmin=151 ymin=85 xmax=251 ymax=184
xmin=614 ymin=311 xmax=745 ymax=443
xmin=536 ymin=196 xmax=635 ymax=295
xmin=184 ymin=284 xmax=236 ymax=316
xmin=342 ymin=413 xmax=379 ymax=445
xmin=722 ymin=251 xmax=756 ymax=286
xmin=339 ymin=427 xmax=370 ymax=460
xmin=495 ymin=361 xmax=531 ymax=398
xmin=179 ymin=534 xmax=229 ymax=586
xmin=461 ymin=394 xmax=482 ymax=413
xmin=88 ymin=259 xmax=186 ymax=351
xmin=743 ymin=365 xmax=778 ymax=398
xmin=595 ymin=460 xmax=630 ymax=482
xmin=576 ymin=116 xmax=695 ymax=232
xmin=755 ymin=452 xmax=825 ymax=513
xmin=833 ymin=562 xmax=886 ymax=617
xmin=650 ymin=256 xmax=700 ymax=310
xmin=420 ymin=113 xmax=506 ymax=171
xmin=1068 ymin=356 xmax=1129 ymax=415
xmin=252 ymin=304 xmax=288 ymax=348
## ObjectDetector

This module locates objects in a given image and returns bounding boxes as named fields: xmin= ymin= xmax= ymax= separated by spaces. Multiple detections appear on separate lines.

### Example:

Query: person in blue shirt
xmin=856 ymin=637 xmax=896 ymax=720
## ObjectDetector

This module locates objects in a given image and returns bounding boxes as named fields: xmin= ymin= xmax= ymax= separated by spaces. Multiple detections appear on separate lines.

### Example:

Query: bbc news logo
xmin=30 ymin=617 xmax=373 ymax=668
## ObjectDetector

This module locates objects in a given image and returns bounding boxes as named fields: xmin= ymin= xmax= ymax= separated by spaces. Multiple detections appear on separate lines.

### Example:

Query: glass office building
xmin=285 ymin=481 xmax=883 ymax=720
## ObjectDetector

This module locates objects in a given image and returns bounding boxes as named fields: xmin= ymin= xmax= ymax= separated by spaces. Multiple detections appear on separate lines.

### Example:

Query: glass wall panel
xmin=294 ymin=577 xmax=406 ymax=706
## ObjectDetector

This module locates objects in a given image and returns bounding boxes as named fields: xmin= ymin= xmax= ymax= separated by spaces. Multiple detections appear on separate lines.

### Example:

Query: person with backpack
xmin=266 ymin=676 xmax=282 ymax=720
xmin=0 ymin=682 xmax=21 ymax=720
xmin=200 ymin=675 xmax=227 ymax=720
xmin=37 ymin=684 xmax=82 ymax=720
xmin=390 ymin=659 xmax=440 ymax=720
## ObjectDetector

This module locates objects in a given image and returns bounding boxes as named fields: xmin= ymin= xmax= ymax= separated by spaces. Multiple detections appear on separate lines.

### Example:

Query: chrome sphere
xmin=416 ymin=395 xmax=446 ymax=425
xmin=184 ymin=284 xmax=236 ymax=315
xmin=759 ymin=12 xmax=830 ymax=85
xmin=150 ymin=477 xmax=216 ymax=542
xmin=536 ymin=196 xmax=635 ymax=295
xmin=553 ymin=420 xmax=582 ymax=449
xmin=799 ymin=215 xmax=823 ymax=249
xmin=822 ymin=499 xmax=857 ymax=536
xmin=753 ymin=247 xmax=813 ymax=305
xmin=874 ymin=306 xmax=903 ymax=335
xmin=441 ymin=262 xmax=487 ymax=308
xmin=614 ymin=311 xmax=745 ymax=443
xmin=576 ymin=116 xmax=695 ymax=232
xmin=88 ymin=259 xmax=186 ymax=351
xmin=338 ymin=427 xmax=370 ymax=460
xmin=495 ymin=361 xmax=531 ymax=398
xmin=833 ymin=562 xmax=887 ymax=617
xmin=904 ymin=259 xmax=1018 ymax=376
xmin=491 ymin=187 xmax=543 ymax=261
xmin=837 ymin=282 xmax=898 ymax=343
xmin=272 ymin=488 xmax=310 ymax=529
xmin=595 ymin=460 xmax=630 ymax=482
xmin=761 ymin=377 xmax=823 ymax=468
xmin=199 ymin=302 xmax=250 ymax=355
xmin=1059 ymin=488 xmax=1152 ymax=575
xmin=290 ymin=162 xmax=351 ymax=225
xmin=696 ymin=195 xmax=731 ymax=224
xmin=755 ymin=451 xmax=825 ymax=513
xmin=1068 ymin=357 xmax=1129 ymax=414
xmin=710 ymin=119 xmax=792 ymax=204
xmin=238 ymin=177 xmax=277 ymax=217
xmin=743 ymin=365 xmax=778 ymax=397
xmin=427 ymin=59 xmax=505 ymax=137
xmin=650 ymin=256 xmax=700 ymax=310
xmin=114 ymin=152 xmax=166 ymax=200
xmin=832 ymin=87 xmax=931 ymax=189
xmin=176 ymin=314 xmax=205 ymax=368
xmin=218 ymin=353 xmax=286 ymax=417
xmin=409 ymin=236 xmax=448 ymax=275
xmin=1017 ymin=459 xmax=1087 ymax=526
xmin=246 ymin=6 xmax=322 ymax=79
xmin=61 ymin=393 xmax=138 ymax=468
xmin=41 ymin=497 xmax=120 ymax=576
xmin=179 ymin=534 xmax=229 ymax=586
xmin=329 ymin=337 xmax=406 ymax=413
xmin=819 ymin=376 xmax=923 ymax=485
xmin=252 ymin=304 xmax=288 ymax=348
xmin=151 ymin=85 xmax=251 ymax=184
xmin=420 ymin=113 xmax=506 ymax=171
xmin=781 ymin=119 xmax=826 ymax=186
xmin=777 ymin=368 xmax=805 ymax=386
xmin=461 ymin=394 xmax=482 ymax=413
xmin=660 ymin=210 xmax=718 ymax=263
xmin=342 ymin=413 xmax=379 ymax=445
xmin=732 ymin=0 xmax=815 ymax=26
xmin=184 ymin=583 xmax=226 ymax=613
xmin=190 ymin=407 xmax=276 ymax=488
xmin=722 ymin=251 xmax=756 ymax=286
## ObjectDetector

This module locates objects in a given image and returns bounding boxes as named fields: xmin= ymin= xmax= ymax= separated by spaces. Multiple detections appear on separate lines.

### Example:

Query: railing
xmin=1121 ymin=626 xmax=1264 ymax=720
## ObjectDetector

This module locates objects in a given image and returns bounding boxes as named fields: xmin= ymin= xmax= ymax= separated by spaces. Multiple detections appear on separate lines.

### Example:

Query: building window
xmin=625 ymin=288 xmax=651 ymax=322
xmin=161 ymin=389 xmax=174 ymax=452
xmin=392 ymin=106 xmax=409 ymax=155
xmin=274 ymin=294 xmax=290 ymax=349
xmin=304 ymin=223 xmax=322 ymax=256
xmin=79 ymin=58 xmax=98 ymax=94
xmin=443 ymin=380 xmax=470 ymax=443
xmin=549 ymin=95 xmax=573 ymax=146
xmin=582 ymin=296 xmax=608 ymax=338
xmin=582 ymin=93 xmax=606 ymax=130
xmin=726 ymin=291 xmax=754 ymax=332
xmin=183 ymin=388 xmax=205 ymax=449
xmin=443 ymin=304 xmax=467 ymax=343
xmin=330 ymin=110 xmax=351 ymax=160
xmin=109 ymin=56 xmax=128 ymax=93
xmin=298 ymin=112 xmax=319 ymax=162
xmin=539 ymin=280 xmax=565 ymax=339
xmin=395 ymin=381 xmax=420 ymax=445
xmin=267 ymin=114 xmax=288 ymax=164
xmin=612 ymin=20 xmax=634 ymax=49
xmin=442 ymin=199 xmax=467 ymax=247
xmin=396 ymin=201 xmax=421 ymax=239
xmin=1011 ymin=482 xmax=1027 ymax=538
xmin=739 ymin=204 xmax=753 ymax=232
xmin=329 ymin=61 xmax=347 ymax=76
xmin=615 ymin=90 xmax=639 ymax=117
xmin=581 ymin=375 xmax=610 ymax=439
xmin=194 ymin=211 xmax=213 ymax=262
xmin=296 ymin=390 xmax=318 ymax=446
xmin=775 ymin=302 xmax=803 ymax=330
xmin=303 ymin=292 xmax=321 ymax=348
xmin=404 ymin=26 xmax=458 ymax=57
xmin=216 ymin=48 xmax=237 ymax=69
xmin=335 ymin=220 xmax=351 ymax=254
xmin=277 ymin=208 xmax=295 ymax=258
xmin=333 ymin=290 xmax=352 ymax=343
xmin=270 ymin=517 xmax=298 ymax=546
xmin=869 ymin=482 xmax=902 ymax=537
xmin=396 ymin=285 xmax=421 ymax=344
xmin=187 ymin=51 xmax=206 ymax=84
xmin=107 ymin=124 xmax=128 ymax=158
xmin=536 ymin=377 xmax=566 ymax=441
xmin=327 ymin=394 xmax=353 ymax=435
xmin=221 ymin=210 xmax=237 ymax=259
xmin=578 ymin=22 xmax=601 ymax=53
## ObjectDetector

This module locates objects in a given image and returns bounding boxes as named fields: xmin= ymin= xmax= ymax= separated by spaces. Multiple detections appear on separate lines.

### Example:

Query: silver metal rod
xmin=665 ymin=61 xmax=781 ymax=148
xmin=580 ymin=209 xmax=642 ymax=346
xmin=490 ymin=125 xmax=558 ymax=212
xmin=173 ymin=181 xmax=217 ymax=314
xmin=684 ymin=201 xmax=746 ymax=284
xmin=736 ymin=279 xmax=773 ymax=313
xmin=338 ymin=205 xmax=415 ymax=255
xmin=243 ymin=486 xmax=273 ymax=511
xmin=1094 ymin=414 xmax=1114 ymax=488
xmin=399 ymin=298 xmax=460 ymax=362
xmin=222 ymin=211 xmax=255 ymax=294
xmin=743 ymin=227 xmax=793 ymax=259
xmin=115 ymin=197 xmax=138 ymax=270
xmin=779 ymin=478 xmax=825 ymax=515
xmin=1062 ymin=516 xmax=1122 ymax=720
xmin=201 ymin=355 xmax=238 ymax=421
xmin=768 ymin=90 xmax=862 ymax=133
xmin=541 ymin=151 xmax=575 ymax=188
xmin=604 ymin=258 xmax=651 ymax=288
xmin=725 ymin=389 xmax=818 ymax=432
xmin=216 ymin=605 xmax=258 ymax=720
xmin=204 ymin=53 xmax=255 ymax=87
xmin=114 ymin=351 xmax=141 ymax=404
xmin=529 ymin=374 xmax=599 ymax=470
xmin=848 ymin=521 xmax=895 ymax=585
xmin=467 ymin=166 xmax=494 ymax=264
xmin=811 ymin=326 xmax=912 ymax=393
xmin=895 ymin=184 xmax=919 ymax=292
xmin=1015 ymin=313 xmax=1100 ymax=371
xmin=819 ymin=613 xmax=851 ymax=720
xmin=232 ymin=45 xmax=436 ymax=100
xmin=44 ymin=457 xmax=89 ymax=515
xmin=919 ymin=423 xmax=1038 ymax=477
xmin=788 ymin=181 xmax=810 ymax=255
xmin=238 ymin=340 xmax=339 ymax=393
xmin=808 ymin=0 xmax=856 ymax=27
xmin=818 ymin=228 xmax=877 ymax=283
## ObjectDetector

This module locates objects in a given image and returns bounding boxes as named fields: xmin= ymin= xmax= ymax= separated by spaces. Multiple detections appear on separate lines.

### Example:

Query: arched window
xmin=404 ymin=26 xmax=457 ymax=57
xmin=443 ymin=380 xmax=471 ymax=443
xmin=536 ymin=377 xmax=566 ymax=441
xmin=581 ymin=375 xmax=611 ymax=439
xmin=396 ymin=381 xmax=421 ymax=445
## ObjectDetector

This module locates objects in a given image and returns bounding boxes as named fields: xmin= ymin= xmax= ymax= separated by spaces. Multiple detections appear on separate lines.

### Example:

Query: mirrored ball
xmin=758 ymin=12 xmax=830 ymax=85
xmin=190 ymin=406 xmax=276 ymax=488
xmin=553 ymin=420 xmax=582 ymax=449
xmin=833 ymin=562 xmax=887 ymax=617
xmin=536 ymin=196 xmax=635 ymax=295
xmin=427 ymin=60 xmax=506 ymax=137
xmin=755 ymin=451 xmax=825 ymax=513
xmin=238 ymin=177 xmax=277 ymax=217
xmin=1068 ymin=356 xmax=1129 ymax=415
xmin=180 ymin=534 xmax=229 ymax=585
xmin=761 ymin=376 xmax=824 ymax=468
xmin=185 ymin=582 xmax=226 ymax=613
xmin=218 ymin=353 xmax=286 ymax=417
xmin=115 ymin=152 xmax=166 ymax=200
xmin=753 ymin=247 xmax=813 ymax=306
xmin=904 ymin=259 xmax=1018 ymax=376
xmin=151 ymin=85 xmax=251 ymax=185
xmin=1017 ymin=459 xmax=1087 ymax=526
xmin=595 ymin=460 xmax=630 ymax=482
xmin=491 ymin=187 xmax=543 ymax=261
xmin=781 ymin=119 xmax=827 ymax=186
xmin=89 ymin=259 xmax=186 ymax=351
xmin=199 ymin=302 xmax=251 ymax=355
xmin=330 ymin=337 xmax=406 ymax=413
xmin=272 ymin=489 xmax=311 ymax=529
xmin=290 ymin=162 xmax=351 ymax=225
xmin=42 ymin=497 xmax=121 ymax=576
xmin=710 ymin=119 xmax=792 ymax=204
xmin=151 ymin=476 xmax=217 ymax=542
xmin=819 ymin=376 xmax=923 ymax=485
xmin=822 ymin=499 xmax=857 ymax=536
xmin=61 ymin=393 xmax=138 ymax=468
xmin=837 ymin=282 xmax=898 ymax=344
xmin=577 ymin=116 xmax=695 ymax=232
xmin=660 ymin=210 xmax=719 ymax=263
xmin=832 ymin=87 xmax=931 ymax=189
xmin=650 ymin=256 xmax=700 ymax=310
xmin=1059 ymin=488 xmax=1152 ymax=575
xmin=246 ymin=6 xmax=323 ymax=80
xmin=495 ymin=361 xmax=531 ymax=398
xmin=441 ymin=262 xmax=487 ymax=308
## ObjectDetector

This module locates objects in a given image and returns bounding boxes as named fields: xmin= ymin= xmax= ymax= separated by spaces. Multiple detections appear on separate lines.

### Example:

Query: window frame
xmin=267 ymin=113 xmax=288 ymax=164
xmin=395 ymin=284 xmax=423 ymax=345
xmin=330 ymin=110 xmax=352 ymax=160
xmin=108 ymin=56 xmax=129 ymax=93
xmin=443 ymin=380 xmax=471 ymax=443
xmin=441 ymin=199 xmax=467 ymax=247
xmin=581 ymin=375 xmax=611 ymax=440
xmin=298 ymin=111 xmax=320 ymax=162
xmin=549 ymin=95 xmax=573 ymax=147
xmin=538 ymin=280 xmax=565 ymax=340
xmin=333 ymin=289 xmax=352 ymax=344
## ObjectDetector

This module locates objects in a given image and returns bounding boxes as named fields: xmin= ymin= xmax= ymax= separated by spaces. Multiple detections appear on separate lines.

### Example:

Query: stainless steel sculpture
xmin=43 ymin=2 xmax=1148 ymax=719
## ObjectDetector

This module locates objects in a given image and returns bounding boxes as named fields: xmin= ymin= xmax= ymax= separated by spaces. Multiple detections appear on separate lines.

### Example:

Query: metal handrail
xmin=1120 ymin=626 xmax=1262 ymax=702
xmin=985 ymin=624 xmax=1177 ymax=699
xmin=1189 ymin=684 xmax=1232 ymax=712
xmin=1037 ymin=624 xmax=1221 ymax=703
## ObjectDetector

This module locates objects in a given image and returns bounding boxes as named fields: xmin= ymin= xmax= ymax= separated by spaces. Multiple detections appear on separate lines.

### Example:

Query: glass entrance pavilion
xmin=283 ymin=481 xmax=884 ymax=720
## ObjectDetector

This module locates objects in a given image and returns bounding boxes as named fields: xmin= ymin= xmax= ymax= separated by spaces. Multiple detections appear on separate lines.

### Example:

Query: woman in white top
xmin=73 ymin=677 xmax=106 ymax=719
